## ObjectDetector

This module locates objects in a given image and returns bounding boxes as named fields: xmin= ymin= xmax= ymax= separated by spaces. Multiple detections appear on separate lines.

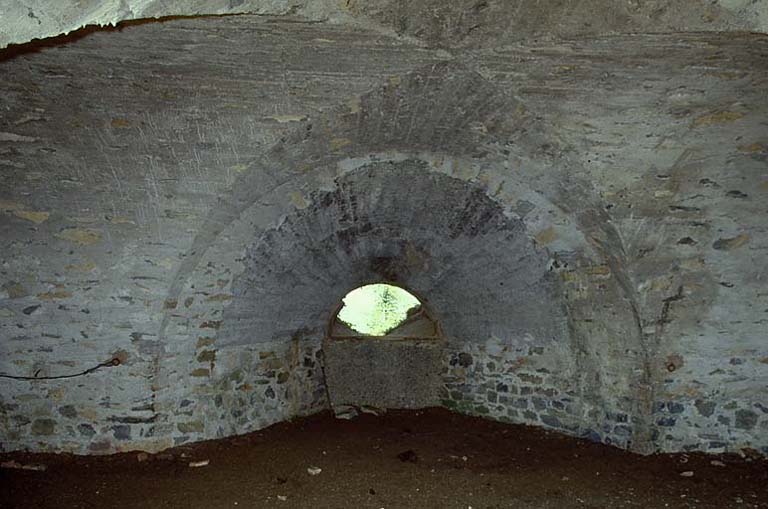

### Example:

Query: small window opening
xmin=331 ymin=283 xmax=439 ymax=339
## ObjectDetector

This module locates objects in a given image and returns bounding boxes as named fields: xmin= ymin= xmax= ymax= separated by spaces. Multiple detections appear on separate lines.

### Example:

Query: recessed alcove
xmin=324 ymin=283 xmax=443 ymax=413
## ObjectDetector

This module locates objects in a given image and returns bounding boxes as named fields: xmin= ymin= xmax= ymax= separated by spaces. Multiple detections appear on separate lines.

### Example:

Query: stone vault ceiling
xmin=1 ymin=0 xmax=768 ymax=49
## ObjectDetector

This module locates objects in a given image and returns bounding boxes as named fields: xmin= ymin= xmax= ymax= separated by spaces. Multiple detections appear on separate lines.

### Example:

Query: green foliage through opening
xmin=337 ymin=284 xmax=421 ymax=336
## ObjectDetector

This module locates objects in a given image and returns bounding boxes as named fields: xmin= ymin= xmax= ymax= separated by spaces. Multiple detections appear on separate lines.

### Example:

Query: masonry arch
xmin=156 ymin=63 xmax=647 ymax=451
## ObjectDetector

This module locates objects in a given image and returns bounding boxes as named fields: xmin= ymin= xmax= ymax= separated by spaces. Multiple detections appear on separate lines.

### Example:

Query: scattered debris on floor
xmin=1 ymin=409 xmax=766 ymax=509
xmin=333 ymin=404 xmax=386 ymax=419
xmin=1 ymin=460 xmax=46 ymax=471
xmin=740 ymin=448 xmax=763 ymax=461
xmin=332 ymin=405 xmax=358 ymax=420
xmin=359 ymin=405 xmax=386 ymax=416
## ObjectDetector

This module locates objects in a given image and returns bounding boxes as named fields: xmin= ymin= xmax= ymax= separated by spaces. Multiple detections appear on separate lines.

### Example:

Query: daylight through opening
xmin=336 ymin=284 xmax=421 ymax=336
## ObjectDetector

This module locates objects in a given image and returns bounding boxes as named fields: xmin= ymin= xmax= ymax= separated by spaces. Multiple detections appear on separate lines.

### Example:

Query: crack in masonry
xmin=657 ymin=285 xmax=685 ymax=329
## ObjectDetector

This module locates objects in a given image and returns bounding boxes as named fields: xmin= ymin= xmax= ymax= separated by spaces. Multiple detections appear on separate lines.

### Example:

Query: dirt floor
xmin=1 ymin=408 xmax=766 ymax=509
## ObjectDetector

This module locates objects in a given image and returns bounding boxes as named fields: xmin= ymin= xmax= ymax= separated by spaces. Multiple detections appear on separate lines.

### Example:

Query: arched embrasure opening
xmin=330 ymin=283 xmax=440 ymax=339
